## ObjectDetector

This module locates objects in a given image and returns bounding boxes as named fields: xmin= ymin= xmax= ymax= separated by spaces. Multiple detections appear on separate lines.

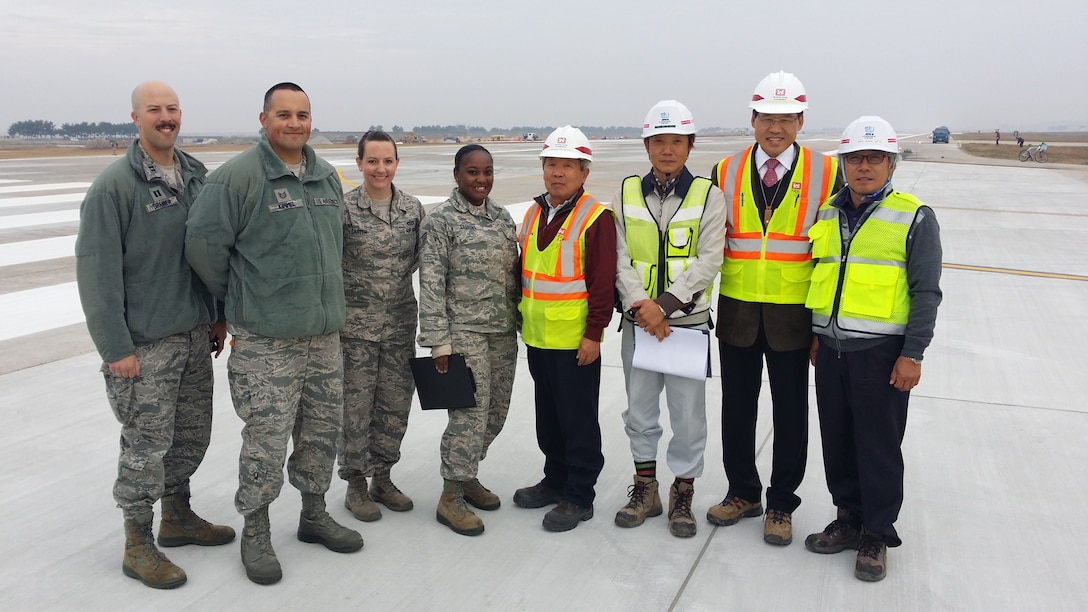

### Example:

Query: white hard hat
xmin=749 ymin=71 xmax=809 ymax=114
xmin=642 ymin=100 xmax=696 ymax=138
xmin=540 ymin=126 xmax=593 ymax=161
xmin=838 ymin=116 xmax=899 ymax=155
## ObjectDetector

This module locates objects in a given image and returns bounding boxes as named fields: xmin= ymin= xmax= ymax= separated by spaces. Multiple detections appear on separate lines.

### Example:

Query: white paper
xmin=631 ymin=325 xmax=709 ymax=380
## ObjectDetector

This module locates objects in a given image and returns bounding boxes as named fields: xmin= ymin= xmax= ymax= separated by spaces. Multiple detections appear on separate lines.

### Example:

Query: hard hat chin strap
xmin=846 ymin=178 xmax=893 ymax=204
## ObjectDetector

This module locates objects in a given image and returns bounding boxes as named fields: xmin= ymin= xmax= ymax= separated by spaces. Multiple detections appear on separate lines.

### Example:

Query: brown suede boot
xmin=123 ymin=511 xmax=187 ymax=589
xmin=158 ymin=489 xmax=236 ymax=547
xmin=344 ymin=477 xmax=382 ymax=522
xmin=462 ymin=478 xmax=501 ymax=511
xmin=371 ymin=469 xmax=413 ymax=512
xmin=436 ymin=480 xmax=484 ymax=536
xmin=614 ymin=475 xmax=663 ymax=528
xmin=668 ymin=480 xmax=697 ymax=538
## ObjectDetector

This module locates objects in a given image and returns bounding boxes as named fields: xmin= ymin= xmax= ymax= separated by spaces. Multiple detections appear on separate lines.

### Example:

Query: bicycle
xmin=1019 ymin=143 xmax=1049 ymax=163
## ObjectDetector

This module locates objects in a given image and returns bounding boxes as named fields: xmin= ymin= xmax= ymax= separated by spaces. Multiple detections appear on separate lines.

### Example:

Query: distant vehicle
xmin=932 ymin=126 xmax=950 ymax=144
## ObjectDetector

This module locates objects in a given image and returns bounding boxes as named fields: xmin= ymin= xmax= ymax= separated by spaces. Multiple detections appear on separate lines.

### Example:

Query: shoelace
xmin=671 ymin=486 xmax=693 ymax=517
xmin=625 ymin=482 xmax=649 ymax=507
xmin=767 ymin=509 xmax=789 ymax=524
xmin=857 ymin=536 xmax=884 ymax=559
xmin=825 ymin=519 xmax=852 ymax=538
xmin=378 ymin=478 xmax=405 ymax=495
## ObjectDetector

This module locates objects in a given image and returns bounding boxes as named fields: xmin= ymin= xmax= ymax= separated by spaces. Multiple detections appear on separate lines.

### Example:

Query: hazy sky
xmin=2 ymin=0 xmax=1085 ymax=135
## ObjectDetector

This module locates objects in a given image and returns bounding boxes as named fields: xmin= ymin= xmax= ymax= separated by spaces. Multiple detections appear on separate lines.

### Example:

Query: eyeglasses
xmin=755 ymin=115 xmax=800 ymax=127
xmin=843 ymin=152 xmax=889 ymax=165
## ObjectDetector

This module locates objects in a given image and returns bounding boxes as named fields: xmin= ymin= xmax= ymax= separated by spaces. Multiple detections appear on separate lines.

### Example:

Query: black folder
xmin=409 ymin=355 xmax=477 ymax=410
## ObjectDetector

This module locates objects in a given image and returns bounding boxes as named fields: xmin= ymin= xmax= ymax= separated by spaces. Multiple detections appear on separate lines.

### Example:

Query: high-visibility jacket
xmin=620 ymin=175 xmax=713 ymax=311
xmin=518 ymin=194 xmax=609 ymax=349
xmin=716 ymin=145 xmax=836 ymax=304
xmin=805 ymin=191 xmax=922 ymax=337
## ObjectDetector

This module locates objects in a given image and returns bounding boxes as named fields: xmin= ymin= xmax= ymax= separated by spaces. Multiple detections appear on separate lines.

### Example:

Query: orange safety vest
xmin=716 ymin=145 xmax=836 ymax=304
xmin=518 ymin=193 xmax=609 ymax=349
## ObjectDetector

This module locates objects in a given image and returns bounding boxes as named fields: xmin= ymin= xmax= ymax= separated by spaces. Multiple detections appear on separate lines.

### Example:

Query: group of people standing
xmin=76 ymin=70 xmax=941 ymax=590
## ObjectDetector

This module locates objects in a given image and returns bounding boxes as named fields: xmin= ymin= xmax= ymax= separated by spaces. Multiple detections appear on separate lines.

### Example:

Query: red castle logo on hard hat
xmin=557 ymin=137 xmax=567 ymax=144
xmin=775 ymin=88 xmax=786 ymax=97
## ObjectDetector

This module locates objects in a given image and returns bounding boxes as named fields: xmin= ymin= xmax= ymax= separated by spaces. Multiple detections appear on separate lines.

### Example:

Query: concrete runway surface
xmin=1 ymin=136 xmax=1086 ymax=610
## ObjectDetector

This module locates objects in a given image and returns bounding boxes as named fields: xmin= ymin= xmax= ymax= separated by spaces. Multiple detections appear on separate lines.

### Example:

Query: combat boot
xmin=158 ymin=488 xmax=236 ymax=547
xmin=436 ymin=480 xmax=484 ymax=536
xmin=668 ymin=480 xmax=697 ymax=538
xmin=298 ymin=493 xmax=364 ymax=553
xmin=344 ymin=477 xmax=382 ymax=522
xmin=614 ymin=475 xmax=662 ymax=528
xmin=370 ymin=468 xmax=413 ymax=512
xmin=122 ymin=511 xmax=187 ymax=589
xmin=241 ymin=506 xmax=281 ymax=585
xmin=462 ymin=478 xmax=501 ymax=511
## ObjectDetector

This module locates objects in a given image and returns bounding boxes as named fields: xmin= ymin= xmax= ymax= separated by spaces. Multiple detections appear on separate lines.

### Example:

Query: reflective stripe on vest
xmin=621 ymin=175 xmax=713 ymax=309
xmin=805 ymin=191 xmax=922 ymax=337
xmin=716 ymin=146 xmax=836 ymax=304
xmin=518 ymin=194 xmax=608 ymax=349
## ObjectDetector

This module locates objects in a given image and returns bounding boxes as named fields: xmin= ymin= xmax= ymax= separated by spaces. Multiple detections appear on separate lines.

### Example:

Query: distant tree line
xmin=7 ymin=119 xmax=137 ymax=139
xmin=363 ymin=121 xmax=635 ymax=137
xmin=8 ymin=119 xmax=645 ymax=140
xmin=397 ymin=124 xmax=640 ymax=139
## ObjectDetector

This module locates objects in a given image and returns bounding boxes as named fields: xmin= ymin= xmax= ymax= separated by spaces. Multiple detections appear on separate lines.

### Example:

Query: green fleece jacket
xmin=185 ymin=137 xmax=346 ymax=338
xmin=75 ymin=140 xmax=214 ymax=363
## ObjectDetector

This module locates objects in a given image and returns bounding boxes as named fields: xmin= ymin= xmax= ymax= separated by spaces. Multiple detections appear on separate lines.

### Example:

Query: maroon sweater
xmin=529 ymin=189 xmax=617 ymax=342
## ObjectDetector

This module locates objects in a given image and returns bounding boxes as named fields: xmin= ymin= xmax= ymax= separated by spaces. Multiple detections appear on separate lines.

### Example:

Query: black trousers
xmin=719 ymin=324 xmax=809 ymax=513
xmin=526 ymin=347 xmax=605 ymax=507
xmin=814 ymin=336 xmax=908 ymax=547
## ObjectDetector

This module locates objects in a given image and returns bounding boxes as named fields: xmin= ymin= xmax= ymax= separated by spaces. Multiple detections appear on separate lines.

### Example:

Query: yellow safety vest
xmin=716 ymin=146 xmax=836 ymax=304
xmin=518 ymin=194 xmax=609 ymax=349
xmin=620 ymin=175 xmax=713 ymax=308
xmin=805 ymin=191 xmax=922 ymax=337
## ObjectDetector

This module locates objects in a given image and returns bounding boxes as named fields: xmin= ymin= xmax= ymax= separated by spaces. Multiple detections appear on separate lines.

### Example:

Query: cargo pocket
xmin=842 ymin=264 xmax=898 ymax=318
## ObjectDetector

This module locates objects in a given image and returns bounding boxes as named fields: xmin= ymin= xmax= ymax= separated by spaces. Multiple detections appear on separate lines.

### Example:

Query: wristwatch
xmin=905 ymin=356 xmax=922 ymax=365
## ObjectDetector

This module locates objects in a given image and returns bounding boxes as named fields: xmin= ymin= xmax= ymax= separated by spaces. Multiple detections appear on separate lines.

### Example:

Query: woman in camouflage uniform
xmin=339 ymin=131 xmax=425 ymax=522
xmin=418 ymin=145 xmax=521 ymax=536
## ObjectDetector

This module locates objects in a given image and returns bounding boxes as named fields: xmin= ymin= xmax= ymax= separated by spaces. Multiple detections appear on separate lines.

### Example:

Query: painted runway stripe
xmin=0 ymin=193 xmax=84 ymax=209
xmin=0 ymin=210 xmax=80 ymax=230
xmin=0 ymin=282 xmax=84 ymax=342
xmin=0 ymin=235 xmax=76 ymax=267
xmin=944 ymin=262 xmax=1088 ymax=281
xmin=0 ymin=182 xmax=90 ymax=195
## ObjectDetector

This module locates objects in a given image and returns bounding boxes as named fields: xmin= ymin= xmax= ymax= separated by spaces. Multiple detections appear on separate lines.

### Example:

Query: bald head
xmin=130 ymin=80 xmax=182 ymax=165
xmin=131 ymin=80 xmax=178 ymax=113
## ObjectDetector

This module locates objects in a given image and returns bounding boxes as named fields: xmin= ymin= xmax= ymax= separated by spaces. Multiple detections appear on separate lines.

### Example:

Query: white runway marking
xmin=0 ymin=182 xmax=90 ymax=194
xmin=0 ymin=282 xmax=84 ymax=342
xmin=0 ymin=210 xmax=80 ymax=229
xmin=0 ymin=236 xmax=76 ymax=266
xmin=0 ymin=193 xmax=84 ymax=209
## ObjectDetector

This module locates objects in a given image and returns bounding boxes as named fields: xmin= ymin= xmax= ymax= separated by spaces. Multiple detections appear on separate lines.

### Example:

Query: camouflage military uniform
xmin=105 ymin=327 xmax=214 ymax=517
xmin=339 ymin=185 xmax=424 ymax=481
xmin=228 ymin=326 xmax=344 ymax=513
xmin=76 ymin=141 xmax=217 ymax=519
xmin=185 ymin=138 xmax=347 ymax=516
xmin=417 ymin=188 xmax=520 ymax=481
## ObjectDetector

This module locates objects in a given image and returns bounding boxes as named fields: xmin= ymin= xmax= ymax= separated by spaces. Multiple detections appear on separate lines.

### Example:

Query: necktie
xmin=763 ymin=158 xmax=780 ymax=187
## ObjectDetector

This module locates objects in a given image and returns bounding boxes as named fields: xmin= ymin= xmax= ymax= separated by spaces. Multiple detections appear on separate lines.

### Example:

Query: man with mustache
xmin=76 ymin=80 xmax=234 ymax=590
xmin=186 ymin=82 xmax=361 ymax=585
